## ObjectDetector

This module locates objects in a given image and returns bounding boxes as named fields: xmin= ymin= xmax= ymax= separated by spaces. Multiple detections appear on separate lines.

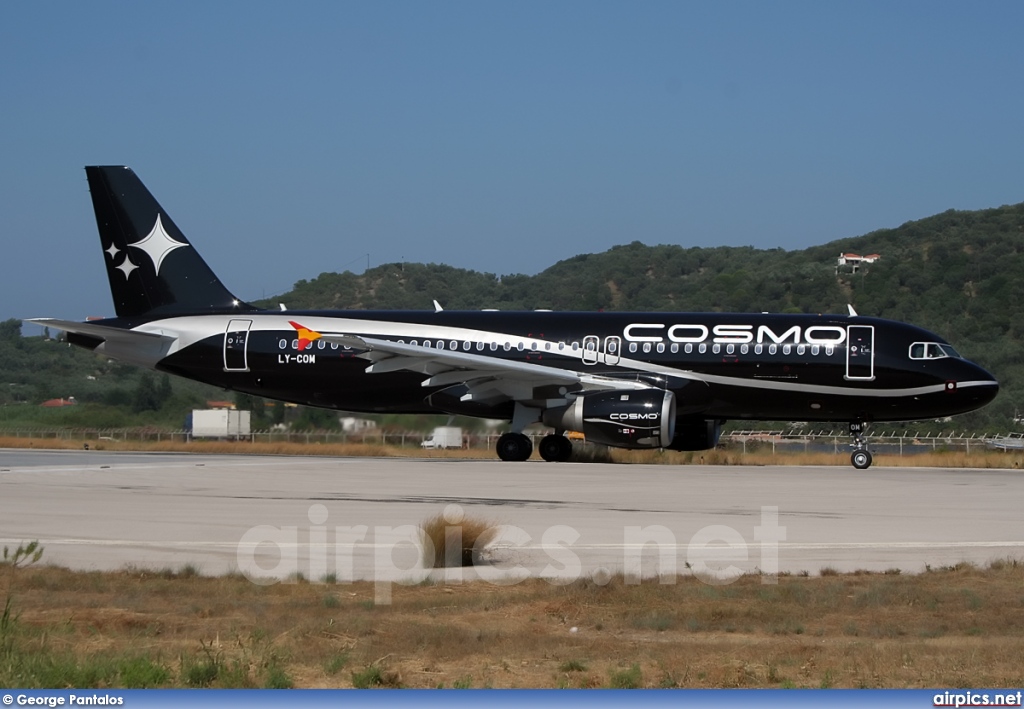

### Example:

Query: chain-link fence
xmin=0 ymin=426 xmax=1020 ymax=457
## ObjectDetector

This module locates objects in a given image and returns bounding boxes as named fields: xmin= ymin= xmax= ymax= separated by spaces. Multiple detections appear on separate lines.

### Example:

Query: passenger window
xmin=671 ymin=343 xmax=679 ymax=353
xmin=684 ymin=343 xmax=692 ymax=354
xmin=699 ymin=343 xmax=707 ymax=354
xmin=629 ymin=342 xmax=638 ymax=353
xmin=657 ymin=343 xmax=665 ymax=354
xmin=643 ymin=343 xmax=651 ymax=353
xmin=754 ymin=344 xmax=762 ymax=355
xmin=726 ymin=344 xmax=734 ymax=355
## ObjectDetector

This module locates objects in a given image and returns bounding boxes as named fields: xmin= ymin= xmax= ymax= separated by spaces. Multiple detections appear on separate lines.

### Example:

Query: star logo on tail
xmin=129 ymin=214 xmax=189 ymax=275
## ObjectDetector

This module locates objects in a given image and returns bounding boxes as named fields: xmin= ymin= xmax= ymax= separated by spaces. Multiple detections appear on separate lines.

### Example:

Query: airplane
xmin=30 ymin=166 xmax=999 ymax=469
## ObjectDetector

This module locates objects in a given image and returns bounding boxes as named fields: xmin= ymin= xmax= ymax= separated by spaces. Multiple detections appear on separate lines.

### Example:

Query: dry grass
xmin=607 ymin=446 xmax=1024 ymax=469
xmin=1 ymin=435 xmax=1022 ymax=468
xmin=3 ymin=560 xmax=1024 ymax=688
xmin=419 ymin=512 xmax=501 ymax=568
xmin=0 ymin=436 xmax=487 ymax=460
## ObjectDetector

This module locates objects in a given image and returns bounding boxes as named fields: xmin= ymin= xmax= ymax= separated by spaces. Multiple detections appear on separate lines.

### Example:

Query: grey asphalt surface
xmin=1 ymin=449 xmax=1022 ymax=584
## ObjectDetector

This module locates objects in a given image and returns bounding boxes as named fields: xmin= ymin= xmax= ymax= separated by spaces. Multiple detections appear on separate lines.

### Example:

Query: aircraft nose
xmin=956 ymin=361 xmax=999 ymax=407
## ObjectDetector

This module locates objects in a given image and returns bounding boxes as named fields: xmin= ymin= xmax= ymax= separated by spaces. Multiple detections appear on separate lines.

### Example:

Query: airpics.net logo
xmin=235 ymin=504 xmax=787 ymax=605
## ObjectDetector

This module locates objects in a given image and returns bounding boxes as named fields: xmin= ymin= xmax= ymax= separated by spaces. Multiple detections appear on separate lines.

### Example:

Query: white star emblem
xmin=129 ymin=213 xmax=189 ymax=275
xmin=116 ymin=257 xmax=138 ymax=279
xmin=105 ymin=243 xmax=120 ymax=259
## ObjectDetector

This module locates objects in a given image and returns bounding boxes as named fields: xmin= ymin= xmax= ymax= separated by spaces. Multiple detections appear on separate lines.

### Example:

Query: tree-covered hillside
xmin=3 ymin=201 xmax=1021 ymax=432
xmin=260 ymin=202 xmax=1024 ymax=429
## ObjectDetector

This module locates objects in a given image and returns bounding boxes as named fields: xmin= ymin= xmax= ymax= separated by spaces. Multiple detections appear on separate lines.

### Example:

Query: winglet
xmin=433 ymin=299 xmax=444 ymax=313
xmin=289 ymin=321 xmax=322 ymax=351
xmin=847 ymin=304 xmax=858 ymax=317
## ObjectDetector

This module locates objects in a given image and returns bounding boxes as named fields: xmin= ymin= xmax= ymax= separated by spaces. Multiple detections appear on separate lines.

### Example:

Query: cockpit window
xmin=909 ymin=342 xmax=961 ymax=360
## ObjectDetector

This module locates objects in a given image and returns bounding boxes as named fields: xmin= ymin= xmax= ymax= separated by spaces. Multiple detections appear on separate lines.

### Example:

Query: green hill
xmin=259 ymin=201 xmax=1024 ymax=430
xmin=4 ymin=201 xmax=1022 ymax=432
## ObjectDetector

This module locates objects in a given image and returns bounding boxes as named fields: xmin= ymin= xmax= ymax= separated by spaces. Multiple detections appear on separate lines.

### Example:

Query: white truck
xmin=190 ymin=409 xmax=251 ymax=439
xmin=421 ymin=426 xmax=463 ymax=449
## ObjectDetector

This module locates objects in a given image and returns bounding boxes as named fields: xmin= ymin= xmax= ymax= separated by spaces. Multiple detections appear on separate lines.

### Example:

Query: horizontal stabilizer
xmin=26 ymin=318 xmax=175 ymax=346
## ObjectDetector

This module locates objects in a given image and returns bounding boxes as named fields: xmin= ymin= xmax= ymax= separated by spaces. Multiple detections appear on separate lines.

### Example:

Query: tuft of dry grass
xmin=419 ymin=511 xmax=500 ymax=568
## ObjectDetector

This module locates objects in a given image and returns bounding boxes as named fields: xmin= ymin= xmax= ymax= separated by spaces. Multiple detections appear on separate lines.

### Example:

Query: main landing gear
xmin=496 ymin=432 xmax=533 ymax=462
xmin=538 ymin=434 xmax=573 ymax=462
xmin=849 ymin=421 xmax=872 ymax=470
xmin=495 ymin=432 xmax=574 ymax=462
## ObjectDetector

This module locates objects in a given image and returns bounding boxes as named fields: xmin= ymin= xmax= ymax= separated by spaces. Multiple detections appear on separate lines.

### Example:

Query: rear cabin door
xmin=845 ymin=325 xmax=875 ymax=380
xmin=224 ymin=319 xmax=252 ymax=372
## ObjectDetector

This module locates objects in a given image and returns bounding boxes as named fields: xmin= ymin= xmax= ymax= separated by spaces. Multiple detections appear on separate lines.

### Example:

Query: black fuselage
xmin=127 ymin=309 xmax=997 ymax=425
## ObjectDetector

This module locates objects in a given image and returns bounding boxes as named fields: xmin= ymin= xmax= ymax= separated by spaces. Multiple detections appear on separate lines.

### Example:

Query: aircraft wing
xmin=320 ymin=333 xmax=658 ymax=406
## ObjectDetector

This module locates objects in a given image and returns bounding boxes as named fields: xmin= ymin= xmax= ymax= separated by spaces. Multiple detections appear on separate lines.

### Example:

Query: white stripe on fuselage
xmin=136 ymin=314 xmax=995 ymax=400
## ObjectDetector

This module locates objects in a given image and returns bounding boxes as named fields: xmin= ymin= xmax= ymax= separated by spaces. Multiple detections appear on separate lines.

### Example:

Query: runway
xmin=2 ymin=449 xmax=1022 ymax=584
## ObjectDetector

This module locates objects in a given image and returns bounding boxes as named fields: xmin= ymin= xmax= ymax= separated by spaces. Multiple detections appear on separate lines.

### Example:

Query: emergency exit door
xmin=846 ymin=325 xmax=875 ymax=380
xmin=223 ymin=319 xmax=252 ymax=372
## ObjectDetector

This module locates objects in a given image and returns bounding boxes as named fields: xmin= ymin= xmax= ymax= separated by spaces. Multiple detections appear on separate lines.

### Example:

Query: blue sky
xmin=3 ymin=1 xmax=1024 ymax=325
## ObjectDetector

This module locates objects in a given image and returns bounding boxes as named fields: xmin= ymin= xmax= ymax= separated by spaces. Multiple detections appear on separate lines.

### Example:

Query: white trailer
xmin=191 ymin=409 xmax=251 ymax=439
xmin=421 ymin=426 xmax=463 ymax=449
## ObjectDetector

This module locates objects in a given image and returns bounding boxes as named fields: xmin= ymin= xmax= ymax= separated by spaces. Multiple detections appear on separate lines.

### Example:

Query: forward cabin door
xmin=224 ymin=319 xmax=253 ymax=372
xmin=845 ymin=325 xmax=875 ymax=381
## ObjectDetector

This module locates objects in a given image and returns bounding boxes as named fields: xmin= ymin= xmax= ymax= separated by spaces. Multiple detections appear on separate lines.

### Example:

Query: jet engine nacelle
xmin=667 ymin=417 xmax=723 ymax=451
xmin=542 ymin=389 xmax=676 ymax=449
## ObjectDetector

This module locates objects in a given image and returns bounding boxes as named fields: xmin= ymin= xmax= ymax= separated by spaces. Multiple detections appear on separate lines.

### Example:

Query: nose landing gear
xmin=849 ymin=422 xmax=872 ymax=469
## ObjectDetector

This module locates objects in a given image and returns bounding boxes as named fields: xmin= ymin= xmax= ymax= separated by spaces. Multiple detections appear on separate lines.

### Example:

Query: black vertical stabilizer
xmin=86 ymin=166 xmax=252 ymax=318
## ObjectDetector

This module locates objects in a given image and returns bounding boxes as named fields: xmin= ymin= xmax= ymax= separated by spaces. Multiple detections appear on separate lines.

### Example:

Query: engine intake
xmin=542 ymin=389 xmax=676 ymax=449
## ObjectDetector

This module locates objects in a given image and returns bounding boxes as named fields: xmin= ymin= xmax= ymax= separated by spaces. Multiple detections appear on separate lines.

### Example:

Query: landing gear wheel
xmin=496 ymin=432 xmax=533 ymax=462
xmin=848 ymin=421 xmax=872 ymax=470
xmin=851 ymin=450 xmax=872 ymax=470
xmin=539 ymin=434 xmax=573 ymax=462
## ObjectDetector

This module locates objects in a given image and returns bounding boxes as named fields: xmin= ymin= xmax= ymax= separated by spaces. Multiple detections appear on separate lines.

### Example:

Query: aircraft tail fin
xmin=85 ymin=166 xmax=252 ymax=318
